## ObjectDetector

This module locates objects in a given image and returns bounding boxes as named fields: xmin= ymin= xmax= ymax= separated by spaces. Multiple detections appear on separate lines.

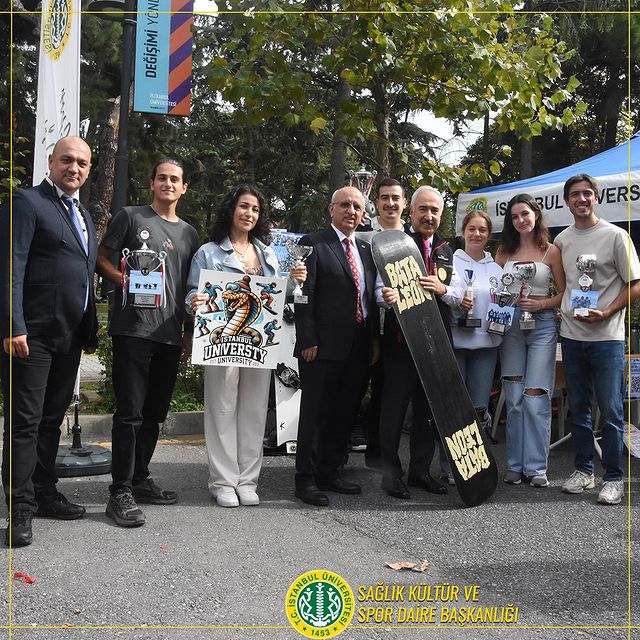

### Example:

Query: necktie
xmin=423 ymin=239 xmax=432 ymax=274
xmin=343 ymin=237 xmax=363 ymax=323
xmin=61 ymin=194 xmax=88 ymax=253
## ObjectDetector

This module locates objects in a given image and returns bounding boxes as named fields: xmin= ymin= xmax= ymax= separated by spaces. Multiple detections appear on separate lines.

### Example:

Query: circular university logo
xmin=465 ymin=196 xmax=488 ymax=215
xmin=43 ymin=0 xmax=72 ymax=61
xmin=286 ymin=570 xmax=355 ymax=638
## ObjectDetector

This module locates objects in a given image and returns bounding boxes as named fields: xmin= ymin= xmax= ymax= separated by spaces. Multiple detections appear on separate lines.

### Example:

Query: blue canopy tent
xmin=456 ymin=134 xmax=640 ymax=240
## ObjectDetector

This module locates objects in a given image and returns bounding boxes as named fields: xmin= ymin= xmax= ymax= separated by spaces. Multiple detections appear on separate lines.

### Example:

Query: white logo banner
xmin=33 ymin=0 xmax=81 ymax=184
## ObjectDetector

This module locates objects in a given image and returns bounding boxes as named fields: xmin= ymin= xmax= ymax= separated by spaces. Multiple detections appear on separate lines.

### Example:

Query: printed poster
xmin=191 ymin=270 xmax=287 ymax=368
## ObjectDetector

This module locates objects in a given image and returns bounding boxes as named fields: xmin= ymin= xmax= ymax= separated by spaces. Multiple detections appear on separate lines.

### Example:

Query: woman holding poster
xmin=496 ymin=194 xmax=565 ymax=489
xmin=186 ymin=185 xmax=306 ymax=507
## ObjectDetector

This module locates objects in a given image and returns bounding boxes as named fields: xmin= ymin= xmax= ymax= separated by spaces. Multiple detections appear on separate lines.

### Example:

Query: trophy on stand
xmin=458 ymin=268 xmax=481 ymax=328
xmin=513 ymin=261 xmax=537 ymax=330
xmin=286 ymin=240 xmax=314 ymax=304
xmin=121 ymin=228 xmax=167 ymax=308
xmin=573 ymin=254 xmax=598 ymax=317
xmin=349 ymin=168 xmax=377 ymax=224
xmin=487 ymin=273 xmax=517 ymax=336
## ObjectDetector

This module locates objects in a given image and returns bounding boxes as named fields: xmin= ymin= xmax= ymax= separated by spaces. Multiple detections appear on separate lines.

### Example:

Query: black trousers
xmin=379 ymin=348 xmax=438 ymax=481
xmin=295 ymin=326 xmax=369 ymax=487
xmin=362 ymin=358 xmax=383 ymax=461
xmin=110 ymin=335 xmax=182 ymax=494
xmin=1 ymin=334 xmax=82 ymax=511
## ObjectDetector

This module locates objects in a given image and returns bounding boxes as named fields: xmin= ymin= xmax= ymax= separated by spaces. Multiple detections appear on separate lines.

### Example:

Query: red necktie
xmin=343 ymin=238 xmax=363 ymax=323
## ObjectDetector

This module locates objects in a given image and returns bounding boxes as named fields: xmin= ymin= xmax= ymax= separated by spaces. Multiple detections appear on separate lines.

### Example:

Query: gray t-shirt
xmin=555 ymin=219 xmax=640 ymax=342
xmin=102 ymin=205 xmax=199 ymax=345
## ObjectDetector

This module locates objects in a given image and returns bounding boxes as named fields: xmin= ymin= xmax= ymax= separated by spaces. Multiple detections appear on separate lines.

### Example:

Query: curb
xmin=0 ymin=411 xmax=205 ymax=438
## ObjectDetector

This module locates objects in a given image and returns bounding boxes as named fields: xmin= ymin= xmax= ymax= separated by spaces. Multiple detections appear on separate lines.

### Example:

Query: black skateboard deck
xmin=372 ymin=230 xmax=498 ymax=507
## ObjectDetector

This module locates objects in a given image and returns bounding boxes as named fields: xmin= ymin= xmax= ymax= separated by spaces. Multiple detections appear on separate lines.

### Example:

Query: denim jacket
xmin=184 ymin=235 xmax=281 ymax=315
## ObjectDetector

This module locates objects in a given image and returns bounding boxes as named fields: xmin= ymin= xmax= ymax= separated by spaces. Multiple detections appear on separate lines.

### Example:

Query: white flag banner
xmin=33 ymin=0 xmax=81 ymax=185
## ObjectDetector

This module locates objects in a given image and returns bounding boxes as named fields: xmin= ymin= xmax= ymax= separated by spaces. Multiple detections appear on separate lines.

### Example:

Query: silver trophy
xmin=513 ymin=261 xmax=537 ymax=330
xmin=458 ymin=268 xmax=481 ymax=328
xmin=349 ymin=168 xmax=377 ymax=224
xmin=487 ymin=273 xmax=517 ymax=336
xmin=574 ymin=254 xmax=597 ymax=317
xmin=121 ymin=228 xmax=167 ymax=308
xmin=286 ymin=242 xmax=314 ymax=304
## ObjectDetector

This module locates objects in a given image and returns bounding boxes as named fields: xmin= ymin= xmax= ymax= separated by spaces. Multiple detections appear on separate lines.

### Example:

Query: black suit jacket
xmin=0 ymin=180 xmax=98 ymax=348
xmin=294 ymin=226 xmax=376 ymax=361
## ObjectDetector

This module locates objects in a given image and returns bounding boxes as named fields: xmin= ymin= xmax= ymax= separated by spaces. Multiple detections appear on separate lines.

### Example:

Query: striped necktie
xmin=343 ymin=238 xmax=363 ymax=323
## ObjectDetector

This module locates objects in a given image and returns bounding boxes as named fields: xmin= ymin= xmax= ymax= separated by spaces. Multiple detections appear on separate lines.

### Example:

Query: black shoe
xmin=317 ymin=478 xmax=362 ymax=495
xmin=36 ymin=491 xmax=86 ymax=520
xmin=5 ymin=509 xmax=33 ymax=547
xmin=381 ymin=477 xmax=411 ymax=499
xmin=132 ymin=478 xmax=178 ymax=505
xmin=106 ymin=490 xmax=146 ymax=527
xmin=408 ymin=474 xmax=448 ymax=495
xmin=295 ymin=485 xmax=329 ymax=507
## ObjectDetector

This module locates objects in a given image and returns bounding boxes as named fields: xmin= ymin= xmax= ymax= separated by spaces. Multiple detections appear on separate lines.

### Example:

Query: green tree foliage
xmin=206 ymin=0 xmax=579 ymax=200
xmin=463 ymin=5 xmax=638 ymax=186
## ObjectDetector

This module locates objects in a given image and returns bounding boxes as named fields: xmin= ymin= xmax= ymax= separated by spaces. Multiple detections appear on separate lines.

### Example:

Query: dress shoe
xmin=295 ymin=485 xmax=329 ymax=506
xmin=408 ymin=474 xmax=448 ymax=495
xmin=317 ymin=478 xmax=362 ymax=495
xmin=381 ymin=477 xmax=411 ymax=500
xmin=5 ymin=509 xmax=33 ymax=547
xmin=36 ymin=491 xmax=86 ymax=520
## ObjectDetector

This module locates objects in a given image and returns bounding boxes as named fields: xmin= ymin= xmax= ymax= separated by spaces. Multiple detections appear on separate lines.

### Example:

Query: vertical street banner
xmin=134 ymin=0 xmax=194 ymax=117
xmin=191 ymin=271 xmax=288 ymax=369
xmin=33 ymin=0 xmax=81 ymax=185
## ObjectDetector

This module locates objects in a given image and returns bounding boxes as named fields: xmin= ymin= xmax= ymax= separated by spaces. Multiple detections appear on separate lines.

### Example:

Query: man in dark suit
xmin=0 ymin=136 xmax=97 ymax=547
xmin=294 ymin=186 xmax=377 ymax=506
xmin=378 ymin=186 xmax=463 ymax=499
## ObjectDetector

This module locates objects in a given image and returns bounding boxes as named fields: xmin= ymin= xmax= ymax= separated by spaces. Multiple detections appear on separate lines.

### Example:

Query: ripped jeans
xmin=500 ymin=308 xmax=557 ymax=477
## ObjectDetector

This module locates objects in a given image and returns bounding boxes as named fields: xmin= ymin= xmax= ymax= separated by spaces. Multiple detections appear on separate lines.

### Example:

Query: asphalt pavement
xmin=0 ymin=433 xmax=638 ymax=640
xmin=0 ymin=436 xmax=640 ymax=640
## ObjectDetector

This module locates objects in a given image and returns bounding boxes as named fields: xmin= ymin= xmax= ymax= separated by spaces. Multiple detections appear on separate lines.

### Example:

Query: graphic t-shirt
xmin=102 ymin=205 xmax=199 ymax=345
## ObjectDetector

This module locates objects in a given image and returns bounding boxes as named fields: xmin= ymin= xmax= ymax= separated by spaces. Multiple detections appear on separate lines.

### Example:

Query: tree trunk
xmin=288 ymin=171 xmax=304 ymax=233
xmin=87 ymin=97 xmax=119 ymax=241
xmin=520 ymin=138 xmax=533 ymax=179
xmin=371 ymin=76 xmax=390 ymax=179
xmin=328 ymin=75 xmax=350 ymax=194
xmin=602 ymin=80 xmax=624 ymax=150
xmin=245 ymin=126 xmax=256 ymax=182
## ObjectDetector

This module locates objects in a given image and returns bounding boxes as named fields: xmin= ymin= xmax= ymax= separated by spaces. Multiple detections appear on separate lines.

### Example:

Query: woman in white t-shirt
xmin=496 ymin=194 xmax=565 ymax=488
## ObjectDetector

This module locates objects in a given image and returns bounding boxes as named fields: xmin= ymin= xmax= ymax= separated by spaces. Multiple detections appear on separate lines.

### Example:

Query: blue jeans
xmin=500 ymin=308 xmax=557 ymax=476
xmin=561 ymin=338 xmax=625 ymax=481
xmin=455 ymin=347 xmax=499 ymax=410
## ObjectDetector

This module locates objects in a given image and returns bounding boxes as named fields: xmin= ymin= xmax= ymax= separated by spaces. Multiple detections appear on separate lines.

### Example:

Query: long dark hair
xmin=499 ymin=193 xmax=549 ymax=255
xmin=209 ymin=184 xmax=271 ymax=245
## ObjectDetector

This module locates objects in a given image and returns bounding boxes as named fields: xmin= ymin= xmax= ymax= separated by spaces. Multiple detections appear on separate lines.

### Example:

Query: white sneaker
xmin=236 ymin=488 xmax=259 ymax=506
xmin=597 ymin=480 xmax=624 ymax=505
xmin=562 ymin=470 xmax=595 ymax=494
xmin=216 ymin=491 xmax=239 ymax=508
